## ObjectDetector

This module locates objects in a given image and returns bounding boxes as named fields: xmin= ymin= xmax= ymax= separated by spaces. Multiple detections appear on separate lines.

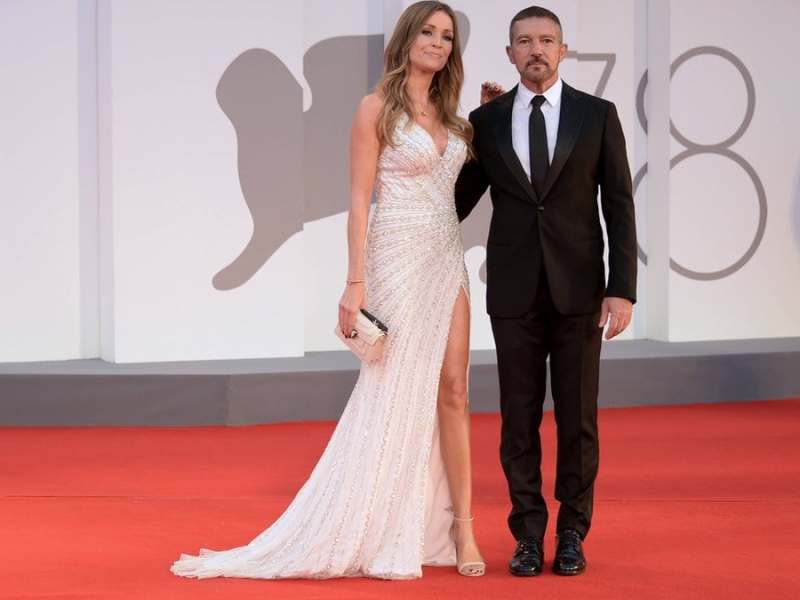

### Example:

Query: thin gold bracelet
xmin=346 ymin=279 xmax=365 ymax=285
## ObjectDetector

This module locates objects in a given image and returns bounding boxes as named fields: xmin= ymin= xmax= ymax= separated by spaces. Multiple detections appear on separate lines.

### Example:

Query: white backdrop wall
xmin=666 ymin=0 xmax=800 ymax=340
xmin=99 ymin=0 xmax=304 ymax=361
xmin=0 ymin=0 xmax=798 ymax=363
xmin=0 ymin=0 xmax=84 ymax=362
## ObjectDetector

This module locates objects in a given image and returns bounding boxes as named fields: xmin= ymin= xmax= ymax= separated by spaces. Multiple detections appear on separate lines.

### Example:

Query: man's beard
xmin=525 ymin=61 xmax=552 ymax=82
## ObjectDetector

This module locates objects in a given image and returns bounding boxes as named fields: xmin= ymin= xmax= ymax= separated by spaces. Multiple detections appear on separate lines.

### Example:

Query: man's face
xmin=506 ymin=17 xmax=567 ymax=88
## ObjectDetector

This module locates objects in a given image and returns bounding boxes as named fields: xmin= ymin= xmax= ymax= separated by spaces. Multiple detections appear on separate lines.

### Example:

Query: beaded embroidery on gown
xmin=170 ymin=114 xmax=469 ymax=580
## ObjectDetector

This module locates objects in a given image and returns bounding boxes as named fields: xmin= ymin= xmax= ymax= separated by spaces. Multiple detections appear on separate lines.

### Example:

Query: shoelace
xmin=557 ymin=532 xmax=582 ymax=557
xmin=516 ymin=539 xmax=542 ymax=557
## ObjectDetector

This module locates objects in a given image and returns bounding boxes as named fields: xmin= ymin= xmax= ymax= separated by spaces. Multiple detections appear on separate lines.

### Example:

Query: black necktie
xmin=528 ymin=95 xmax=549 ymax=198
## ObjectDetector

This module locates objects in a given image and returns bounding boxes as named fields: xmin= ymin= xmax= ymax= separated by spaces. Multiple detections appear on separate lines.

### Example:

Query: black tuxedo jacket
xmin=455 ymin=81 xmax=637 ymax=318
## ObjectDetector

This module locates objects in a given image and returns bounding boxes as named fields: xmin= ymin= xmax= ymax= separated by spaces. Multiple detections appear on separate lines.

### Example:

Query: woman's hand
xmin=480 ymin=81 xmax=505 ymax=105
xmin=339 ymin=94 xmax=380 ymax=339
xmin=338 ymin=282 xmax=366 ymax=338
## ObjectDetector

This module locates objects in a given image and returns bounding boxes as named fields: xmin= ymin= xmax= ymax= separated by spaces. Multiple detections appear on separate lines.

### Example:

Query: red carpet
xmin=1 ymin=400 xmax=799 ymax=599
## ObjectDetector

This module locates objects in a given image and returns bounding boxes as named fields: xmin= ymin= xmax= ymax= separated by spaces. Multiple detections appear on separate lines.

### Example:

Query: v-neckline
xmin=411 ymin=119 xmax=450 ymax=159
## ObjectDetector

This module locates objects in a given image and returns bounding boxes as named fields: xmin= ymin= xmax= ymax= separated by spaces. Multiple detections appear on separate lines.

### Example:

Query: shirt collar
xmin=515 ymin=77 xmax=563 ymax=109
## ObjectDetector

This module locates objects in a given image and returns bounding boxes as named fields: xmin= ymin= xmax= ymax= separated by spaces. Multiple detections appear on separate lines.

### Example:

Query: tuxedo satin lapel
xmin=492 ymin=86 xmax=539 ymax=204
xmin=541 ymin=83 xmax=586 ymax=200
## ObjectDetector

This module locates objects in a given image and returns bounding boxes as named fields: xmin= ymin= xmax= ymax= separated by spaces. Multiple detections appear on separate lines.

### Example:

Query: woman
xmin=170 ymin=1 xmax=483 ymax=579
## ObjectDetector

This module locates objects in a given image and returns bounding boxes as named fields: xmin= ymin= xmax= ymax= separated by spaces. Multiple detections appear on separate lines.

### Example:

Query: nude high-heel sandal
xmin=448 ymin=510 xmax=486 ymax=577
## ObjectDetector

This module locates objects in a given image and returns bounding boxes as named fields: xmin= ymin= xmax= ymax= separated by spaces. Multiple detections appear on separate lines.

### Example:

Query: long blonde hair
xmin=376 ymin=1 xmax=472 ymax=151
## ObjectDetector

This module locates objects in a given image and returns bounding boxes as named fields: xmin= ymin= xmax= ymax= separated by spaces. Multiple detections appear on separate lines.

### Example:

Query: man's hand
xmin=598 ymin=297 xmax=633 ymax=340
xmin=480 ymin=81 xmax=505 ymax=105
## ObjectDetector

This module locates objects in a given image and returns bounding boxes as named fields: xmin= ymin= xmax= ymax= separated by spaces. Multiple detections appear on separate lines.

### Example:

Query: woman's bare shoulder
xmin=356 ymin=93 xmax=384 ymax=120
xmin=351 ymin=94 xmax=384 ymax=138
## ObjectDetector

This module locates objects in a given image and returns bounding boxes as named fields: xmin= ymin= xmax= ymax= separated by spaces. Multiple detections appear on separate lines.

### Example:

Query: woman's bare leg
xmin=437 ymin=287 xmax=484 ymax=568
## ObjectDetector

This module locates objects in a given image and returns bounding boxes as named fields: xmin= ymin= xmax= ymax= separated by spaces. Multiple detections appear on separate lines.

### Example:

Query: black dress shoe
xmin=552 ymin=529 xmax=586 ymax=575
xmin=509 ymin=537 xmax=544 ymax=577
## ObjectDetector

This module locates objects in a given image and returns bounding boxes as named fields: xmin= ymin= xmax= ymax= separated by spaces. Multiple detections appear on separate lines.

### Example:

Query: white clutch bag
xmin=334 ymin=308 xmax=388 ymax=363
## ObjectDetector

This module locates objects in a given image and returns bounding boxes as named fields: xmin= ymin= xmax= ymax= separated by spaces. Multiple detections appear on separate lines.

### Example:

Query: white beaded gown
xmin=170 ymin=114 xmax=470 ymax=580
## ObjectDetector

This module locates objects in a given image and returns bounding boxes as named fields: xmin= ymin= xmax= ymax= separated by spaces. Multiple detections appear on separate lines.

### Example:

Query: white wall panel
xmin=0 ymin=0 xmax=82 ymax=362
xmin=668 ymin=0 xmax=800 ymax=340
xmin=102 ymin=0 xmax=304 ymax=361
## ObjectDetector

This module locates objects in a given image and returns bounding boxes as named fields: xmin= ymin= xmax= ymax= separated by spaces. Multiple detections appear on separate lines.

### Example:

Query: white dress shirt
xmin=511 ymin=77 xmax=563 ymax=180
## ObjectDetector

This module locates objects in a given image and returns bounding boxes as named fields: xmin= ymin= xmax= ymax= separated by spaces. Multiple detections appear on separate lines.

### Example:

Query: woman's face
xmin=408 ymin=10 xmax=454 ymax=74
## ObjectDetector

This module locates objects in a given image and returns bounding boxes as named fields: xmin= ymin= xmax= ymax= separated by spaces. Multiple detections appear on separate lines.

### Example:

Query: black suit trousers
xmin=490 ymin=267 xmax=602 ymax=541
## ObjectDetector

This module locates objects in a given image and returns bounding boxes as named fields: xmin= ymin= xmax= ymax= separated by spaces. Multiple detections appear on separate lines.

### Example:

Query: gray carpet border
xmin=1 ymin=338 xmax=799 ymax=426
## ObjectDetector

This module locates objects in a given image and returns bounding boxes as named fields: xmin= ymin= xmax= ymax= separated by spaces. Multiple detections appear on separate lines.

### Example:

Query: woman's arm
xmin=338 ymin=94 xmax=382 ymax=337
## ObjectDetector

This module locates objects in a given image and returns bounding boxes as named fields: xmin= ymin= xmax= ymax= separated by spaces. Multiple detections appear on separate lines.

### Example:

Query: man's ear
xmin=505 ymin=45 xmax=514 ymax=63
xmin=559 ymin=43 xmax=568 ymax=63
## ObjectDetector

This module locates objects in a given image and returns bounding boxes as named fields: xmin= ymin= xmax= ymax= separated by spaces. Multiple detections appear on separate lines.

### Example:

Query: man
xmin=455 ymin=6 xmax=637 ymax=577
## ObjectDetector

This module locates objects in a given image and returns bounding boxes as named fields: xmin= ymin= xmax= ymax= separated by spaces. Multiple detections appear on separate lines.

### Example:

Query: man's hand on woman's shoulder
xmin=480 ymin=81 xmax=505 ymax=105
